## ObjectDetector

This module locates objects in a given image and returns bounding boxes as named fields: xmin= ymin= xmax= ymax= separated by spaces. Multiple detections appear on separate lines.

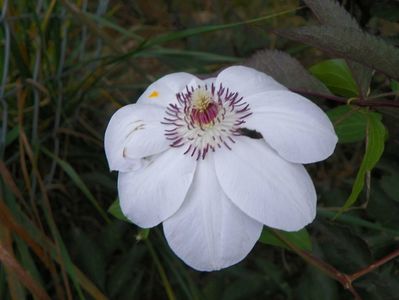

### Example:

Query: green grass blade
xmin=41 ymin=147 xmax=111 ymax=223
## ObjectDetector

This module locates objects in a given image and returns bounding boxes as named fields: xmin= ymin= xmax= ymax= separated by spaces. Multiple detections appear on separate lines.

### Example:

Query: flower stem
xmin=292 ymin=89 xmax=399 ymax=108
xmin=349 ymin=248 xmax=399 ymax=282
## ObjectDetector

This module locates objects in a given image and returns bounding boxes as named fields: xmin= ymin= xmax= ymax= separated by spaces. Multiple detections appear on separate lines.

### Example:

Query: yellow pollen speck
xmin=148 ymin=91 xmax=159 ymax=98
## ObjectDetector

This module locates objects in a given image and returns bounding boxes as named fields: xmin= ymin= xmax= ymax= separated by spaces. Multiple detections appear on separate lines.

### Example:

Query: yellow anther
xmin=148 ymin=91 xmax=159 ymax=98
xmin=192 ymin=88 xmax=213 ymax=111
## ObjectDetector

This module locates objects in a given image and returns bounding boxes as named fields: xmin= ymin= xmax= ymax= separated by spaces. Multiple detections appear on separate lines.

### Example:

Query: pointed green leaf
xmin=108 ymin=200 xmax=130 ymax=223
xmin=327 ymin=105 xmax=374 ymax=143
xmin=41 ymin=147 xmax=110 ymax=223
xmin=340 ymin=112 xmax=386 ymax=211
xmin=391 ymin=80 xmax=399 ymax=92
xmin=259 ymin=228 xmax=312 ymax=251
xmin=310 ymin=59 xmax=358 ymax=97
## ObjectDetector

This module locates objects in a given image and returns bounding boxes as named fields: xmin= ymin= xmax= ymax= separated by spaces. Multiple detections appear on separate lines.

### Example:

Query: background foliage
xmin=1 ymin=0 xmax=399 ymax=299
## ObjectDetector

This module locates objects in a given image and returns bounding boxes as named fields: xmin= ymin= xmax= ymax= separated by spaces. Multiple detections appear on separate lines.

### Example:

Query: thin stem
xmin=272 ymin=229 xmax=362 ymax=298
xmin=367 ymin=91 xmax=399 ymax=100
xmin=144 ymin=239 xmax=176 ymax=300
xmin=291 ymin=89 xmax=347 ymax=103
xmin=292 ymin=89 xmax=399 ymax=108
xmin=349 ymin=248 xmax=399 ymax=282
xmin=272 ymin=229 xmax=399 ymax=300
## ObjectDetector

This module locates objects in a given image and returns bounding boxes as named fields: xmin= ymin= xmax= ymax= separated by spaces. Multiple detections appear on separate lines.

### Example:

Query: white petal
xmin=104 ymin=103 xmax=169 ymax=172
xmin=118 ymin=148 xmax=196 ymax=228
xmin=202 ymin=77 xmax=216 ymax=87
xmin=214 ymin=137 xmax=317 ymax=231
xmin=163 ymin=157 xmax=262 ymax=271
xmin=137 ymin=73 xmax=200 ymax=107
xmin=215 ymin=66 xmax=286 ymax=97
xmin=245 ymin=90 xmax=338 ymax=163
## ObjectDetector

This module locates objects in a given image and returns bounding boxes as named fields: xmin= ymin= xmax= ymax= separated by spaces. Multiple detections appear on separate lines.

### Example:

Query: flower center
xmin=190 ymin=89 xmax=219 ymax=126
xmin=161 ymin=83 xmax=252 ymax=160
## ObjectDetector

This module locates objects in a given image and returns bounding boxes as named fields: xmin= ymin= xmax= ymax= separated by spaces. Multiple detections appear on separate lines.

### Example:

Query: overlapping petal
xmin=214 ymin=136 xmax=317 ymax=231
xmin=163 ymin=157 xmax=263 ymax=271
xmin=215 ymin=66 xmax=286 ymax=97
xmin=137 ymin=73 xmax=200 ymax=107
xmin=104 ymin=103 xmax=169 ymax=172
xmin=244 ymin=90 xmax=338 ymax=164
xmin=118 ymin=148 xmax=196 ymax=228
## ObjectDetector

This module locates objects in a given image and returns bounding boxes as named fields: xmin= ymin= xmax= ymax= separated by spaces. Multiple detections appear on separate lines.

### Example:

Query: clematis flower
xmin=104 ymin=66 xmax=337 ymax=271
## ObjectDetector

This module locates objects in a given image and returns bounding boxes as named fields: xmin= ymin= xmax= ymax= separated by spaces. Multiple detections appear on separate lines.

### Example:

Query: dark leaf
xmin=71 ymin=229 xmax=106 ymax=290
xmin=370 ymin=2 xmax=399 ymax=22
xmin=346 ymin=61 xmax=373 ymax=99
xmin=315 ymin=221 xmax=372 ymax=273
xmin=355 ymin=265 xmax=399 ymax=300
xmin=304 ymin=0 xmax=359 ymax=29
xmin=368 ymin=187 xmax=399 ymax=228
xmin=296 ymin=266 xmax=339 ymax=300
xmin=304 ymin=0 xmax=372 ymax=98
xmin=245 ymin=49 xmax=332 ymax=95
xmin=276 ymin=25 xmax=399 ymax=80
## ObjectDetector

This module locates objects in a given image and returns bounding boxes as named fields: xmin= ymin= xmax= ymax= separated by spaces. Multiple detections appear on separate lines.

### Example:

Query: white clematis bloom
xmin=104 ymin=66 xmax=337 ymax=271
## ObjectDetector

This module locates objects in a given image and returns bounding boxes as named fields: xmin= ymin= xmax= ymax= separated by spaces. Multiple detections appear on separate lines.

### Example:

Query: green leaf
xmin=259 ymin=228 xmax=312 ymax=251
xmin=276 ymin=25 xmax=399 ymax=80
xmin=41 ymin=147 xmax=110 ymax=223
xmin=71 ymin=228 xmax=106 ymax=289
xmin=391 ymin=80 xmax=399 ymax=92
xmin=296 ymin=265 xmax=338 ymax=300
xmin=245 ymin=49 xmax=332 ymax=95
xmin=112 ymin=6 xmax=304 ymax=64
xmin=5 ymin=125 xmax=19 ymax=146
xmin=314 ymin=222 xmax=372 ymax=273
xmin=318 ymin=208 xmax=399 ymax=236
xmin=380 ymin=173 xmax=399 ymax=203
xmin=310 ymin=59 xmax=358 ymax=97
xmin=340 ymin=112 xmax=386 ymax=211
xmin=346 ymin=61 xmax=373 ymax=99
xmin=327 ymin=105 xmax=372 ymax=143
xmin=108 ymin=200 xmax=130 ymax=223
xmin=137 ymin=48 xmax=239 ymax=63
xmin=368 ymin=187 xmax=399 ymax=228
xmin=144 ymin=7 xmax=303 ymax=48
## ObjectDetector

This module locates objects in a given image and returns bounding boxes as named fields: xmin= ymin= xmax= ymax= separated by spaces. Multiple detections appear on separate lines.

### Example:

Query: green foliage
xmin=327 ymin=106 xmax=371 ymax=143
xmin=340 ymin=112 xmax=386 ymax=211
xmin=108 ymin=199 xmax=130 ymax=222
xmin=42 ymin=148 xmax=111 ymax=223
xmin=310 ymin=59 xmax=358 ymax=97
xmin=259 ymin=228 xmax=312 ymax=251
